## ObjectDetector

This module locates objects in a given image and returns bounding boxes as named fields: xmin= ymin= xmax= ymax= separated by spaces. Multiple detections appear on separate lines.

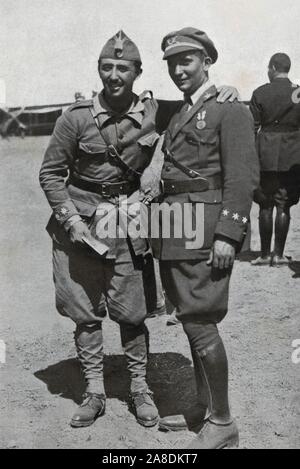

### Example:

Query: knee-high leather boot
xmin=158 ymin=349 xmax=210 ymax=432
xmin=186 ymin=338 xmax=239 ymax=449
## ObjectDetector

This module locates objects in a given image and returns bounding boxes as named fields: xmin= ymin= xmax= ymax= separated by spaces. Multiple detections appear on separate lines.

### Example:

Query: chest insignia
xmin=196 ymin=110 xmax=207 ymax=130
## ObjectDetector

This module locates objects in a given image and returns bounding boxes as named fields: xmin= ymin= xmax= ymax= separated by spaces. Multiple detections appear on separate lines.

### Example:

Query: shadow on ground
xmin=237 ymin=250 xmax=261 ymax=263
xmin=289 ymin=261 xmax=300 ymax=278
xmin=35 ymin=352 xmax=198 ymax=420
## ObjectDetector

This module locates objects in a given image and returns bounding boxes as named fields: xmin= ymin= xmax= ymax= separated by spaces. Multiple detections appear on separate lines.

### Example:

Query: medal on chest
xmin=196 ymin=111 xmax=207 ymax=130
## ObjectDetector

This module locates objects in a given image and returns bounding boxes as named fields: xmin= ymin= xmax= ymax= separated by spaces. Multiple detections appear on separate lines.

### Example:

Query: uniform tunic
xmin=250 ymin=78 xmax=300 ymax=207
xmin=152 ymin=85 xmax=259 ymax=322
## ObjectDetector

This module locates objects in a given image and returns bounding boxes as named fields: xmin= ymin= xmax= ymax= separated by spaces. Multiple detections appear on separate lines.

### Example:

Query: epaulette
xmin=68 ymin=99 xmax=93 ymax=111
xmin=139 ymin=90 xmax=154 ymax=102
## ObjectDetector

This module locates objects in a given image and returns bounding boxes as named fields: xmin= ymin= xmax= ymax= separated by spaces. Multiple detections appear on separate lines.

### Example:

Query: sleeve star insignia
xmin=222 ymin=209 xmax=229 ymax=217
xmin=232 ymin=213 xmax=240 ymax=221
xmin=55 ymin=206 xmax=69 ymax=219
xmin=242 ymin=217 xmax=248 ymax=224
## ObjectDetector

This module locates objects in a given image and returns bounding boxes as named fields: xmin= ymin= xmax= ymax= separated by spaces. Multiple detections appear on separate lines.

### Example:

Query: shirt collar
xmin=186 ymin=80 xmax=214 ymax=108
xmin=93 ymin=91 xmax=145 ymax=126
xmin=273 ymin=77 xmax=291 ymax=83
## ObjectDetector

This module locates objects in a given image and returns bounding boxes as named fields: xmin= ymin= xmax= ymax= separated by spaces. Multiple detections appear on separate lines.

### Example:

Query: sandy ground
xmin=0 ymin=136 xmax=299 ymax=449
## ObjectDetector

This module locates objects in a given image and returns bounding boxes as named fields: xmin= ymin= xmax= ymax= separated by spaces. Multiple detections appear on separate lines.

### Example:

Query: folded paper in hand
xmin=82 ymin=235 xmax=109 ymax=256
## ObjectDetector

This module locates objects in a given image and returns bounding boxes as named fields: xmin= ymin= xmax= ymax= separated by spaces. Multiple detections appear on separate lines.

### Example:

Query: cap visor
xmin=163 ymin=44 xmax=204 ymax=60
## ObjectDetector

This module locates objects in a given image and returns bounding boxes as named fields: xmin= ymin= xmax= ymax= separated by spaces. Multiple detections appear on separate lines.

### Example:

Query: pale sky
xmin=1 ymin=0 xmax=300 ymax=106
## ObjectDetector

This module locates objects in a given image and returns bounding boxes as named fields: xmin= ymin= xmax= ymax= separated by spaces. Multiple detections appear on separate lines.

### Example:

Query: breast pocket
xmin=76 ymin=142 xmax=108 ymax=173
xmin=185 ymin=129 xmax=218 ymax=168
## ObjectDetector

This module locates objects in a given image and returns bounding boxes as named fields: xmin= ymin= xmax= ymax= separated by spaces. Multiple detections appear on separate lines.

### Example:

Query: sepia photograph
xmin=0 ymin=0 xmax=299 ymax=451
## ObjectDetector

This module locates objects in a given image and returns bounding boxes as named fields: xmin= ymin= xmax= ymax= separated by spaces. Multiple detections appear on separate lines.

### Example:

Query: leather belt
xmin=261 ymin=126 xmax=300 ymax=133
xmin=68 ymin=175 xmax=139 ymax=196
xmin=161 ymin=175 xmax=222 ymax=194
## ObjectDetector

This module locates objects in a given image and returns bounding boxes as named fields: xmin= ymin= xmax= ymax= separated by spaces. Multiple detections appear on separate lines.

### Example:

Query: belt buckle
xmin=108 ymin=145 xmax=117 ymax=159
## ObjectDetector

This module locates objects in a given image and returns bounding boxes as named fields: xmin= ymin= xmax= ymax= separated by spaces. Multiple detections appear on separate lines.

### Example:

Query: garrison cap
xmin=99 ymin=30 xmax=142 ymax=63
xmin=161 ymin=27 xmax=218 ymax=63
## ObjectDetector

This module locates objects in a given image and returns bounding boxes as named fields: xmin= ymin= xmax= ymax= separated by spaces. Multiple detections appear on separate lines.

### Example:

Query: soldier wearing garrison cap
xmin=40 ymin=30 xmax=165 ymax=429
xmin=40 ymin=29 xmax=239 ymax=431
xmin=151 ymin=27 xmax=259 ymax=448
xmin=99 ymin=30 xmax=142 ymax=62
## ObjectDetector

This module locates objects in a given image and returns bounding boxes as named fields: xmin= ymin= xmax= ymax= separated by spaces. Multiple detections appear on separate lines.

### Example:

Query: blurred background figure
xmin=250 ymin=53 xmax=300 ymax=267
xmin=74 ymin=91 xmax=86 ymax=102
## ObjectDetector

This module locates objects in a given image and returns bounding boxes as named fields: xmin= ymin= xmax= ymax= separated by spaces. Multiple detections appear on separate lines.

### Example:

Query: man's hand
xmin=207 ymin=239 xmax=236 ymax=270
xmin=217 ymin=86 xmax=241 ymax=103
xmin=139 ymin=166 xmax=162 ymax=205
xmin=69 ymin=220 xmax=92 ymax=245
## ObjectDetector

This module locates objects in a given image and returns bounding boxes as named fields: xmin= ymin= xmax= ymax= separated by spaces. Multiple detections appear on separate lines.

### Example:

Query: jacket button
xmin=165 ymin=166 xmax=171 ymax=172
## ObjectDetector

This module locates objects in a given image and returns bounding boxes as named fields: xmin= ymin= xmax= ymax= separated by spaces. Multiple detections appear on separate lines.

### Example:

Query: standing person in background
xmin=250 ymin=53 xmax=300 ymax=266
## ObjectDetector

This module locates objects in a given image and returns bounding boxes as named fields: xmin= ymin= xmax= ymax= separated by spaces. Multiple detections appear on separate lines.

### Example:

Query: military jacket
xmin=250 ymin=78 xmax=300 ymax=171
xmin=40 ymin=91 xmax=167 ymax=256
xmin=152 ymin=85 xmax=259 ymax=261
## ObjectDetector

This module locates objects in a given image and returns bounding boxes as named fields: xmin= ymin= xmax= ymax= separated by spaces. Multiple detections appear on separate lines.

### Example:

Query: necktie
xmin=182 ymin=95 xmax=193 ymax=112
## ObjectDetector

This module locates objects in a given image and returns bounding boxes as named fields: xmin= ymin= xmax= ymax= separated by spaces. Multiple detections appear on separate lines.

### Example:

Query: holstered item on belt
xmin=68 ymin=174 xmax=139 ymax=197
xmin=161 ymin=175 xmax=222 ymax=194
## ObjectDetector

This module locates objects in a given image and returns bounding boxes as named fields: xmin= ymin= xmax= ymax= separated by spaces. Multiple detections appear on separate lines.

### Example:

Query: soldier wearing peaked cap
xmin=39 ymin=29 xmax=240 ymax=431
xmin=161 ymin=27 xmax=219 ymax=63
xmin=151 ymin=27 xmax=259 ymax=448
